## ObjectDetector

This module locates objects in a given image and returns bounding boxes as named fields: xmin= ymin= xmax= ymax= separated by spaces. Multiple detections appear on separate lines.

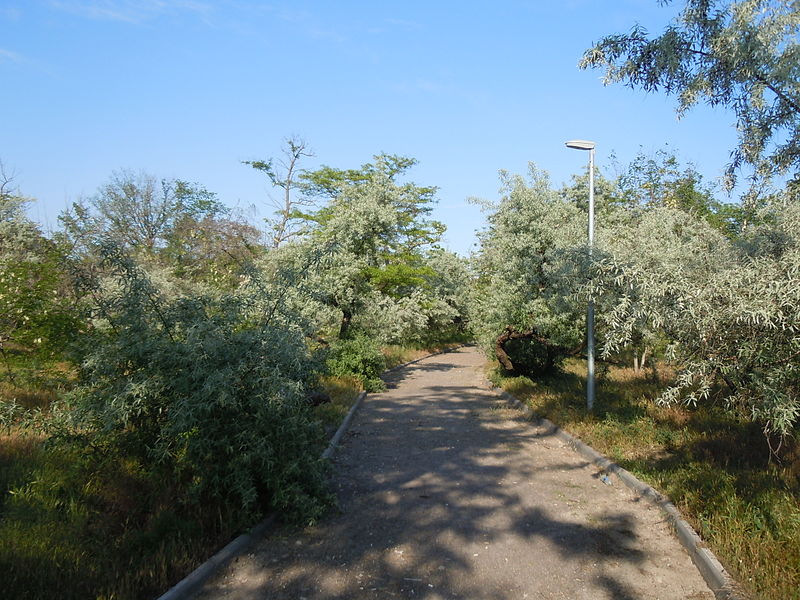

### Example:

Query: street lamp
xmin=565 ymin=139 xmax=596 ymax=412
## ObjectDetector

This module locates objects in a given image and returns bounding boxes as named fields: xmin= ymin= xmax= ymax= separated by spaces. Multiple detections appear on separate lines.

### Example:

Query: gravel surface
xmin=192 ymin=346 xmax=714 ymax=600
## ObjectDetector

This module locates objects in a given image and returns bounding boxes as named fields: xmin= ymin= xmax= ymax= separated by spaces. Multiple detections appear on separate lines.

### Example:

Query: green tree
xmin=63 ymin=242 xmax=331 ymax=523
xmin=300 ymin=154 xmax=446 ymax=339
xmin=613 ymin=147 xmax=752 ymax=236
xmin=593 ymin=198 xmax=800 ymax=439
xmin=470 ymin=165 xmax=586 ymax=375
xmin=581 ymin=0 xmax=800 ymax=188
xmin=59 ymin=170 xmax=262 ymax=286
xmin=0 ymin=165 xmax=79 ymax=363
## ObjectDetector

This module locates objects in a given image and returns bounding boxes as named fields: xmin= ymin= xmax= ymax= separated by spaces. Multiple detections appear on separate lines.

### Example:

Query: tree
xmin=558 ymin=164 xmax=622 ymax=216
xmin=592 ymin=199 xmax=800 ymax=439
xmin=300 ymin=154 xmax=446 ymax=340
xmin=470 ymin=165 xmax=586 ymax=375
xmin=471 ymin=158 xmax=800 ymax=439
xmin=60 ymin=170 xmax=233 ymax=253
xmin=612 ymin=147 xmax=753 ymax=236
xmin=59 ymin=170 xmax=262 ymax=286
xmin=244 ymin=136 xmax=315 ymax=248
xmin=61 ymin=242 xmax=331 ymax=524
xmin=581 ymin=0 xmax=800 ymax=189
xmin=0 ymin=162 xmax=79 ymax=364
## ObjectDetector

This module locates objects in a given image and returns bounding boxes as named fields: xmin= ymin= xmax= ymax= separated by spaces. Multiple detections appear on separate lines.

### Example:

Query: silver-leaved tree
xmin=581 ymin=0 xmax=800 ymax=191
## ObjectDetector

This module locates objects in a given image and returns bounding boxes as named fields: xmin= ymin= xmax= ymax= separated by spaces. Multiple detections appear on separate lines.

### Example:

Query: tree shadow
xmin=195 ymin=350 xmax=670 ymax=600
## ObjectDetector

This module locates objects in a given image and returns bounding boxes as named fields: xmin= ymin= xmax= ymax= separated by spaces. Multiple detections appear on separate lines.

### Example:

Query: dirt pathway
xmin=192 ymin=346 xmax=713 ymax=600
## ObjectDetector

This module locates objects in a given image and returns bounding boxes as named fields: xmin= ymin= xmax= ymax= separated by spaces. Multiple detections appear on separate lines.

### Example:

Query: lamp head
xmin=565 ymin=140 xmax=596 ymax=151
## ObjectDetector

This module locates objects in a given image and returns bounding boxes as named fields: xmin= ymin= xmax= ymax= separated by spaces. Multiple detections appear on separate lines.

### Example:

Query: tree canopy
xmin=581 ymin=0 xmax=800 ymax=190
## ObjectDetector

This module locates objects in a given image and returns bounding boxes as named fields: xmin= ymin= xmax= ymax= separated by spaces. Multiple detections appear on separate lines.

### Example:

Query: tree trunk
xmin=494 ymin=328 xmax=519 ymax=371
xmin=339 ymin=308 xmax=353 ymax=339
xmin=494 ymin=326 xmax=565 ymax=374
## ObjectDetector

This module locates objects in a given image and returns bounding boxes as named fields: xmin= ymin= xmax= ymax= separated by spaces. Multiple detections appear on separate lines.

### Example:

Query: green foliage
xmin=1 ymin=152 xmax=470 ymax=598
xmin=59 ymin=242 xmax=331 ymax=524
xmin=0 ymin=191 xmax=81 ymax=360
xmin=473 ymin=157 xmax=799 ymax=438
xmin=581 ymin=0 xmax=800 ymax=189
xmin=304 ymin=153 xmax=444 ymax=256
xmin=501 ymin=336 xmax=567 ymax=376
xmin=613 ymin=147 xmax=746 ymax=234
xmin=419 ymin=248 xmax=473 ymax=342
xmin=470 ymin=164 xmax=586 ymax=373
xmin=593 ymin=199 xmax=800 ymax=437
xmin=299 ymin=153 xmax=423 ymax=199
xmin=293 ymin=153 xmax=460 ymax=344
xmin=325 ymin=335 xmax=386 ymax=392
xmin=58 ymin=170 xmax=262 ymax=286
xmin=574 ymin=2 xmax=800 ymax=436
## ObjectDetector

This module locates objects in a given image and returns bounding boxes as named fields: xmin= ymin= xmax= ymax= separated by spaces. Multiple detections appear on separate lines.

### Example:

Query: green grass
xmin=492 ymin=359 xmax=800 ymax=600
xmin=0 ymin=427 xmax=250 ymax=600
xmin=0 ymin=353 xmax=264 ymax=600
xmin=0 ymin=340 xmax=457 ymax=599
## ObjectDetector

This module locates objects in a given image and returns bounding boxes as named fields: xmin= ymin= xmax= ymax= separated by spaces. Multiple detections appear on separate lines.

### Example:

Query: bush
xmin=502 ymin=336 xmax=567 ymax=376
xmin=58 ymin=244 xmax=332 ymax=525
xmin=325 ymin=335 xmax=386 ymax=392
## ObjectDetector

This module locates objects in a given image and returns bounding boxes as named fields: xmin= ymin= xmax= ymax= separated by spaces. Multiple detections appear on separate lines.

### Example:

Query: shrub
xmin=502 ymin=336 xmax=567 ymax=376
xmin=57 ymin=243 xmax=332 ymax=525
xmin=325 ymin=335 xmax=386 ymax=392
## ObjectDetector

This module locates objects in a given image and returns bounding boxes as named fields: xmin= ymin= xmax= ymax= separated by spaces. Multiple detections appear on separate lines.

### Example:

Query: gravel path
xmin=192 ymin=346 xmax=714 ymax=600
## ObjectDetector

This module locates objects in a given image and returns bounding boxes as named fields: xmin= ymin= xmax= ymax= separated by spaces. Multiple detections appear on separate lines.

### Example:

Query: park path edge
xmin=491 ymin=385 xmax=747 ymax=600
xmin=154 ymin=345 xmax=465 ymax=600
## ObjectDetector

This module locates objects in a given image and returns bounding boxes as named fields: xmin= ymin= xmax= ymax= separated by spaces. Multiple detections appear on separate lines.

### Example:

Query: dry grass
xmin=315 ymin=375 xmax=362 ymax=430
xmin=492 ymin=358 xmax=800 ymax=600
xmin=0 ymin=355 xmax=74 ymax=411
xmin=381 ymin=341 xmax=464 ymax=370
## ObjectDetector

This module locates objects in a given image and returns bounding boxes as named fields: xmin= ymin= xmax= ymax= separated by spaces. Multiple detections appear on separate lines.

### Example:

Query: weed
xmin=314 ymin=375 xmax=361 ymax=430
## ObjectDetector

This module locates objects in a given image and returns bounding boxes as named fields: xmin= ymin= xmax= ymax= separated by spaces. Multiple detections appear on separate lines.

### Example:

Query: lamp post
xmin=565 ymin=139 xmax=596 ymax=412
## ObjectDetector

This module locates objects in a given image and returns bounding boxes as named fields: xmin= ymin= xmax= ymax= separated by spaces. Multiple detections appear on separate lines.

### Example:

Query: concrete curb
xmin=156 ymin=389 xmax=370 ymax=600
xmin=492 ymin=387 xmax=745 ymax=600
xmin=322 ymin=391 xmax=367 ymax=459
xmin=155 ymin=516 xmax=277 ymax=600
xmin=155 ymin=346 xmax=464 ymax=600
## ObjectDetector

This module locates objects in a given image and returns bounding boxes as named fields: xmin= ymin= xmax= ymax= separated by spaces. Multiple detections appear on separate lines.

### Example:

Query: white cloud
xmin=48 ymin=0 xmax=213 ymax=24
xmin=0 ymin=48 xmax=24 ymax=63
xmin=0 ymin=7 xmax=23 ymax=20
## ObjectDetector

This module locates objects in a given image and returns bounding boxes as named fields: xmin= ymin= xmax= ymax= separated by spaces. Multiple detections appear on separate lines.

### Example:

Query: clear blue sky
xmin=2 ymin=0 xmax=741 ymax=255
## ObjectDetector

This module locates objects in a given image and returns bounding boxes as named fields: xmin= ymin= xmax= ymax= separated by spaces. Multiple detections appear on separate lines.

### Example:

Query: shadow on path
xmin=194 ymin=348 xmax=711 ymax=600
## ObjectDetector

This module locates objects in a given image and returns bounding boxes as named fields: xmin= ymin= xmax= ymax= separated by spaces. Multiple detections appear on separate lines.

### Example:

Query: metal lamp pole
xmin=565 ymin=140 xmax=596 ymax=412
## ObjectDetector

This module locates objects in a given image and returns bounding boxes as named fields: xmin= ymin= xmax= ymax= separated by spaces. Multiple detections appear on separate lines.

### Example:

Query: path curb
xmin=155 ymin=346 xmax=463 ymax=600
xmin=322 ymin=391 xmax=367 ymax=459
xmin=492 ymin=387 xmax=745 ymax=600
xmin=154 ymin=516 xmax=277 ymax=600
xmin=156 ymin=390 xmax=368 ymax=600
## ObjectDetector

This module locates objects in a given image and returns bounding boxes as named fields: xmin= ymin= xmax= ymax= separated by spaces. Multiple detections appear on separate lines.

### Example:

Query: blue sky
xmin=2 ymin=1 xmax=741 ymax=255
